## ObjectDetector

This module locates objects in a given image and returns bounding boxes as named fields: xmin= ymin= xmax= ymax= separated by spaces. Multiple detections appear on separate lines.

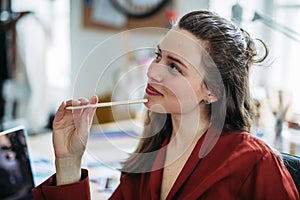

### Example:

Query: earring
xmin=204 ymin=99 xmax=211 ymax=105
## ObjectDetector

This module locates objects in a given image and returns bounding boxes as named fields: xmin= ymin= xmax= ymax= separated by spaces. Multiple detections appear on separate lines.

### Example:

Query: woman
xmin=32 ymin=10 xmax=299 ymax=199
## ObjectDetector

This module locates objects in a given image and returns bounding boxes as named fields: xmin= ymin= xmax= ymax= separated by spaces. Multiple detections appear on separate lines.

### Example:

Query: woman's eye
xmin=170 ymin=63 xmax=182 ymax=73
xmin=154 ymin=52 xmax=161 ymax=61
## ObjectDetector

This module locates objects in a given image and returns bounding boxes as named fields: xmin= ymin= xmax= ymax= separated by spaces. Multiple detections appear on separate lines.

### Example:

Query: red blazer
xmin=32 ymin=131 xmax=299 ymax=200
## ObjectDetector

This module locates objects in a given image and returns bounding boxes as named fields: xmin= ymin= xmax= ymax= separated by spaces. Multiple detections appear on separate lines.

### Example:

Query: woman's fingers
xmin=78 ymin=96 xmax=98 ymax=128
xmin=55 ymin=97 xmax=98 ymax=124
xmin=53 ymin=101 xmax=67 ymax=122
xmin=90 ymin=95 xmax=98 ymax=104
xmin=53 ymin=97 xmax=98 ymax=160
xmin=78 ymin=98 xmax=90 ymax=105
xmin=65 ymin=99 xmax=81 ymax=107
xmin=86 ymin=95 xmax=99 ymax=125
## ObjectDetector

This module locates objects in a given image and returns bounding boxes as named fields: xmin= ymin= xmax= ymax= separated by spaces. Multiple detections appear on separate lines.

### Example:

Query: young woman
xmin=32 ymin=10 xmax=299 ymax=200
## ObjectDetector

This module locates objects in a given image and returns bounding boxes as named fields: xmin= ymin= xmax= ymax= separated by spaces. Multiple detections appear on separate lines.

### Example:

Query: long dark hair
xmin=178 ymin=10 xmax=268 ymax=132
xmin=121 ymin=10 xmax=268 ymax=175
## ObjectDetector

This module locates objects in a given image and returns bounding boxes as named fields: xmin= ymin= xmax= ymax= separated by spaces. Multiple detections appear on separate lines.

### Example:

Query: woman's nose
xmin=146 ymin=62 xmax=164 ymax=82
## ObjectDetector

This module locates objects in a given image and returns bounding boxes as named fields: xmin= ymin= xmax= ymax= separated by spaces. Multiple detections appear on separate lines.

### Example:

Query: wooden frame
xmin=82 ymin=0 xmax=171 ymax=31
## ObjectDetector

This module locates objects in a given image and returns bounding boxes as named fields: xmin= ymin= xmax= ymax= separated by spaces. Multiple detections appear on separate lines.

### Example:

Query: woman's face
xmin=144 ymin=28 xmax=209 ymax=114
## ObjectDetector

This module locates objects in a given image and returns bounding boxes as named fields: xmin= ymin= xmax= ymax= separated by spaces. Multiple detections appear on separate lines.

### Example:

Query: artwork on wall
xmin=82 ymin=0 xmax=176 ymax=30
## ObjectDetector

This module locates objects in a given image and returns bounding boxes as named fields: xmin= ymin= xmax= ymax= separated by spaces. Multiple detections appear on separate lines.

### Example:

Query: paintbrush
xmin=65 ymin=99 xmax=148 ymax=110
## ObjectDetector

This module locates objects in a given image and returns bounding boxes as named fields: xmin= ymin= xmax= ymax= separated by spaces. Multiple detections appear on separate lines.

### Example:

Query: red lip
xmin=146 ymin=84 xmax=163 ymax=96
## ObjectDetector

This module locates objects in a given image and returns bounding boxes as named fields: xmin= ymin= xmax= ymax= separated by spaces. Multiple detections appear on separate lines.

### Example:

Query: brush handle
xmin=65 ymin=99 xmax=148 ymax=110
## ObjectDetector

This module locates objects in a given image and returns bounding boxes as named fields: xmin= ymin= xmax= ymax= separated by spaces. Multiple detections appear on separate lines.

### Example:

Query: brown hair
xmin=121 ymin=10 xmax=268 ymax=175
xmin=178 ymin=10 xmax=268 ymax=132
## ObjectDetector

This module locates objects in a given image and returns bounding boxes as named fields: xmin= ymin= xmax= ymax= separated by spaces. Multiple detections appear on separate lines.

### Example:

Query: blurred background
xmin=1 ymin=0 xmax=300 ymax=155
xmin=1 ymin=1 xmax=300 ymax=198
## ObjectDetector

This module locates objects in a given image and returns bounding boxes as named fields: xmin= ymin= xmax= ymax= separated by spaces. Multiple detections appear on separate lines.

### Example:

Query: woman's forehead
xmin=158 ymin=28 xmax=205 ymax=67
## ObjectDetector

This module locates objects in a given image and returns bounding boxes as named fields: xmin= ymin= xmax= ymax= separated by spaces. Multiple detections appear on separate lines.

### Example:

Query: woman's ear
xmin=200 ymin=82 xmax=218 ymax=103
xmin=204 ymin=92 xmax=218 ymax=104
xmin=208 ymin=93 xmax=218 ymax=103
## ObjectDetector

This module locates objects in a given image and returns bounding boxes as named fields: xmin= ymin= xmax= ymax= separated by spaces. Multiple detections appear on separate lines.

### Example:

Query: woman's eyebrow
xmin=157 ymin=45 xmax=162 ymax=52
xmin=167 ymin=55 xmax=188 ymax=69
xmin=157 ymin=45 xmax=188 ymax=69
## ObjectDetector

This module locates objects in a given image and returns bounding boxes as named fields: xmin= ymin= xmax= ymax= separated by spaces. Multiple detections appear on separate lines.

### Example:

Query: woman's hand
xmin=52 ymin=96 xmax=98 ymax=185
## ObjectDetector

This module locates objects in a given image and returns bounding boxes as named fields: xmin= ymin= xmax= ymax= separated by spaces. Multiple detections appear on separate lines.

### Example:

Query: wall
xmin=69 ymin=0 xmax=209 ymax=99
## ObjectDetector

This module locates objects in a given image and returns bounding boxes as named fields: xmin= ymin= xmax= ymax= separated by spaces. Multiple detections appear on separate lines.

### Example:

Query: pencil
xmin=65 ymin=99 xmax=148 ymax=110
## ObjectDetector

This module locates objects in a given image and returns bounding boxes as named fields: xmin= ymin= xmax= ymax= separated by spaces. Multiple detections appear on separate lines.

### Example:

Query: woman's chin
xmin=146 ymin=102 xmax=167 ymax=114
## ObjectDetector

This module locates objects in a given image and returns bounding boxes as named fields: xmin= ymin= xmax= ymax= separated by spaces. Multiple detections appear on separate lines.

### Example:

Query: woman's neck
xmin=162 ymin=103 xmax=210 ymax=170
xmin=170 ymin=103 xmax=210 ymax=145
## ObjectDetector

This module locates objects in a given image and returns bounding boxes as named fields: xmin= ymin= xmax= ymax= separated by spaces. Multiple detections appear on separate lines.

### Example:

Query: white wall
xmin=69 ymin=0 xmax=209 ymax=99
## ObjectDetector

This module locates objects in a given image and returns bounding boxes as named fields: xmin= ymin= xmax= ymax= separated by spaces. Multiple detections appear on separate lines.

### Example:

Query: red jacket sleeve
xmin=31 ymin=169 xmax=91 ymax=200
xmin=239 ymin=152 xmax=299 ymax=200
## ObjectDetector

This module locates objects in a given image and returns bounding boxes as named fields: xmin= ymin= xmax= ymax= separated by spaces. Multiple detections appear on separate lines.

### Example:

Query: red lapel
xmin=166 ymin=128 xmax=221 ymax=199
xmin=149 ymin=137 xmax=169 ymax=200
xmin=148 ymin=127 xmax=221 ymax=200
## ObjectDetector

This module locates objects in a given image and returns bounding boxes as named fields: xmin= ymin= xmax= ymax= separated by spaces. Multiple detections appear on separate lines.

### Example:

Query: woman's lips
xmin=146 ymin=84 xmax=163 ymax=96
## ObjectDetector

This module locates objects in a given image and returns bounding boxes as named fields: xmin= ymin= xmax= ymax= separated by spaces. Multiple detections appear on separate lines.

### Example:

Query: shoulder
xmin=218 ymin=131 xmax=280 ymax=164
xmin=222 ymin=131 xmax=274 ymax=151
xmin=206 ymin=131 xmax=285 ymax=183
